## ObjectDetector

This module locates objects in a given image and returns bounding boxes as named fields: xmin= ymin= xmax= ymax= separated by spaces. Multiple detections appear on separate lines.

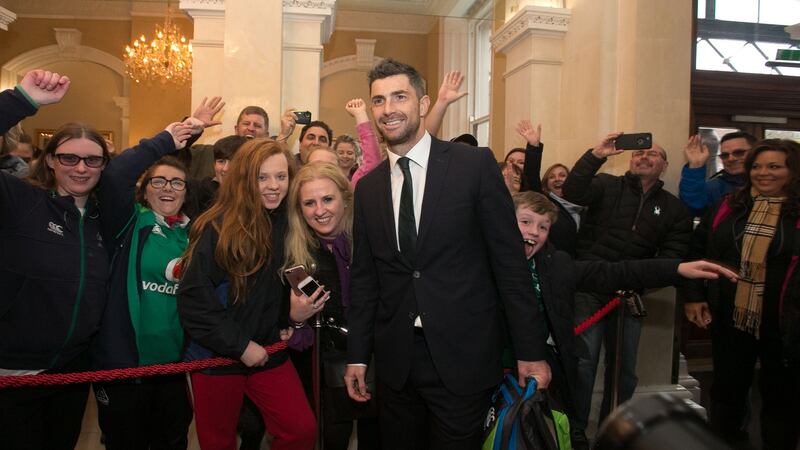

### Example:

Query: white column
xmin=282 ymin=0 xmax=336 ymax=142
xmin=492 ymin=5 xmax=570 ymax=159
xmin=438 ymin=17 xmax=470 ymax=140
xmin=181 ymin=0 xmax=226 ymax=144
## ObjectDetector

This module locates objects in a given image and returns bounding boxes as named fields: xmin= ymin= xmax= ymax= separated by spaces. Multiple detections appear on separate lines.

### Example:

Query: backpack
xmin=483 ymin=374 xmax=572 ymax=450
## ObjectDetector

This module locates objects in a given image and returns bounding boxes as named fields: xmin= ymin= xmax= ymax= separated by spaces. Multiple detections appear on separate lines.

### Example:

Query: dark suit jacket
xmin=347 ymin=137 xmax=549 ymax=395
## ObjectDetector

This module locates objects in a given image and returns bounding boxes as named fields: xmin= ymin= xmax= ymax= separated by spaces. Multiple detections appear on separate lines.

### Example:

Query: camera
xmin=293 ymin=111 xmax=312 ymax=125
xmin=614 ymin=133 xmax=653 ymax=150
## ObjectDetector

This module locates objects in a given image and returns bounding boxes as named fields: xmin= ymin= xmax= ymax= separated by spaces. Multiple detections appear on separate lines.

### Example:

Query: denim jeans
xmin=571 ymin=291 xmax=643 ymax=433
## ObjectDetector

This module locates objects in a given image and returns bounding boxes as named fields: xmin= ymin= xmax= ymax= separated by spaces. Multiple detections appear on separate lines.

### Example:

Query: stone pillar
xmin=282 ymin=0 xmax=335 ymax=148
xmin=491 ymin=4 xmax=571 ymax=160
xmin=181 ymin=0 xmax=286 ymax=143
xmin=438 ymin=17 xmax=470 ymax=140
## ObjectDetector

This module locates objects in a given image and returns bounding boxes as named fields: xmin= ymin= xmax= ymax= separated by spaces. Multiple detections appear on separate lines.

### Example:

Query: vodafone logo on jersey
xmin=165 ymin=257 xmax=184 ymax=282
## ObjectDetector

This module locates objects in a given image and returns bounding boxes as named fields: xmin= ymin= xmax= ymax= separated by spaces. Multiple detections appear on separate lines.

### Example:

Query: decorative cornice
xmin=491 ymin=5 xmax=571 ymax=54
xmin=283 ymin=0 xmax=336 ymax=44
xmin=282 ymin=0 xmax=336 ymax=8
xmin=321 ymin=54 xmax=383 ymax=79
xmin=180 ymin=0 xmax=225 ymax=18
xmin=54 ymin=28 xmax=82 ymax=59
xmin=335 ymin=9 xmax=436 ymax=35
xmin=0 ymin=6 xmax=17 ymax=31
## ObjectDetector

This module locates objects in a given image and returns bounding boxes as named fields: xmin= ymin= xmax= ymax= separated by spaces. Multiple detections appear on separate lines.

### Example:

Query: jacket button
xmin=413 ymin=271 xmax=420 ymax=279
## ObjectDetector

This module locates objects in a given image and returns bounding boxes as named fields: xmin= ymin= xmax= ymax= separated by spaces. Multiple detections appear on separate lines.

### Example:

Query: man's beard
xmin=379 ymin=114 xmax=421 ymax=148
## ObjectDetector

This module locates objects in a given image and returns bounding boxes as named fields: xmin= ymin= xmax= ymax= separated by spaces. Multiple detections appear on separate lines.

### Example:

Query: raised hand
xmin=677 ymin=260 xmax=738 ymax=283
xmin=164 ymin=122 xmax=195 ymax=150
xmin=19 ymin=70 xmax=71 ymax=106
xmin=684 ymin=135 xmax=710 ymax=169
xmin=277 ymin=108 xmax=297 ymax=142
xmin=192 ymin=96 xmax=225 ymax=128
xmin=345 ymin=98 xmax=370 ymax=125
xmin=591 ymin=132 xmax=625 ymax=159
xmin=181 ymin=117 xmax=205 ymax=135
xmin=515 ymin=119 xmax=542 ymax=146
xmin=437 ymin=71 xmax=467 ymax=105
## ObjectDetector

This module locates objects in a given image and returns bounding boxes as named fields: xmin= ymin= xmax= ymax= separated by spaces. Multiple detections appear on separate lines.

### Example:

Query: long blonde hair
xmin=183 ymin=138 xmax=295 ymax=303
xmin=284 ymin=162 xmax=353 ymax=274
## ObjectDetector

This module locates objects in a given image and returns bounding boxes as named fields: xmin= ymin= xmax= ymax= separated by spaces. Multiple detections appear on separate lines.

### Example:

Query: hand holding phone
xmin=614 ymin=132 xmax=653 ymax=150
xmin=285 ymin=265 xmax=330 ymax=321
xmin=292 ymin=110 xmax=312 ymax=125
xmin=285 ymin=265 xmax=322 ymax=297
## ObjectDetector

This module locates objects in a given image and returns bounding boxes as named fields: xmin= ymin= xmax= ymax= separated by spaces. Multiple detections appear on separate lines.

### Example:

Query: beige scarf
xmin=733 ymin=190 xmax=786 ymax=338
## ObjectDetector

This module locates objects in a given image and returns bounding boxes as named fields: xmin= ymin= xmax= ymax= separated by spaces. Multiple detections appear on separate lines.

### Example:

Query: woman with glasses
xmin=682 ymin=139 xmax=800 ymax=449
xmin=91 ymin=116 xmax=201 ymax=450
xmin=0 ymin=70 xmax=115 ymax=448
xmin=178 ymin=139 xmax=317 ymax=450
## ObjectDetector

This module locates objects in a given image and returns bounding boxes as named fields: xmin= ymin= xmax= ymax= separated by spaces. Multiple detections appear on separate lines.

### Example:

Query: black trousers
xmin=95 ymin=373 xmax=193 ymax=450
xmin=377 ymin=331 xmax=493 ymax=450
xmin=0 ymin=381 xmax=89 ymax=450
xmin=710 ymin=323 xmax=800 ymax=450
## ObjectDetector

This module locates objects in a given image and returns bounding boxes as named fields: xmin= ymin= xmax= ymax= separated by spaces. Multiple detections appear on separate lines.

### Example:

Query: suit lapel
xmin=417 ymin=139 xmax=451 ymax=251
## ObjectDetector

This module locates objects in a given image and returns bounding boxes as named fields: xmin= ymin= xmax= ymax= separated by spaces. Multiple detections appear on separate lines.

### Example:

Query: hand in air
xmin=515 ymin=119 xmax=542 ymax=147
xmin=437 ymin=71 xmax=467 ymax=105
xmin=192 ymin=96 xmax=225 ymax=128
xmin=19 ymin=70 xmax=71 ymax=106
xmin=591 ymin=132 xmax=625 ymax=159
xmin=684 ymin=135 xmax=710 ymax=169
xmin=345 ymin=98 xmax=369 ymax=124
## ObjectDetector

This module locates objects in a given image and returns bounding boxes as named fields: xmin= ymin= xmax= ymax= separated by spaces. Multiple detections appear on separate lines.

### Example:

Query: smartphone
xmin=293 ymin=111 xmax=312 ymax=125
xmin=614 ymin=133 xmax=652 ymax=150
xmin=284 ymin=265 xmax=322 ymax=298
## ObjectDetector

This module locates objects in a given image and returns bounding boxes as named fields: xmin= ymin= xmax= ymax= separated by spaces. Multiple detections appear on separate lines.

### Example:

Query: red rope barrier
xmin=0 ymin=341 xmax=287 ymax=389
xmin=573 ymin=297 xmax=621 ymax=336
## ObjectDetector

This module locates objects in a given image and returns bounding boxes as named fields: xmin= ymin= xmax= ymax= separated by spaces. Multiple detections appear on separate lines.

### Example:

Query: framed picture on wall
xmin=37 ymin=129 xmax=113 ymax=149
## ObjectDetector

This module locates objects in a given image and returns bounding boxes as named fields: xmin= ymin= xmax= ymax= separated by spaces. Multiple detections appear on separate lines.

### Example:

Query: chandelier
xmin=124 ymin=5 xmax=192 ymax=84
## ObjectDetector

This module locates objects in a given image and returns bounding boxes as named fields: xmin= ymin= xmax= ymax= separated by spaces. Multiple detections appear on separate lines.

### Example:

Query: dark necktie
xmin=397 ymin=157 xmax=417 ymax=262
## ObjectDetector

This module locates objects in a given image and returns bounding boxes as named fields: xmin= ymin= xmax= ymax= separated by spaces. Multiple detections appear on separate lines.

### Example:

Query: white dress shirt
xmin=386 ymin=132 xmax=431 ymax=251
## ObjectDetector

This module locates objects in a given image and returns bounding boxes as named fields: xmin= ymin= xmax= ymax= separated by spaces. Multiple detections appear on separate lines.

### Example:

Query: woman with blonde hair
xmin=284 ymin=161 xmax=379 ymax=450
xmin=177 ymin=138 xmax=316 ymax=450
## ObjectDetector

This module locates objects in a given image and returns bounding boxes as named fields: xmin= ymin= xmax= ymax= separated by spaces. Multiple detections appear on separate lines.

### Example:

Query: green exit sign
xmin=776 ymin=49 xmax=800 ymax=61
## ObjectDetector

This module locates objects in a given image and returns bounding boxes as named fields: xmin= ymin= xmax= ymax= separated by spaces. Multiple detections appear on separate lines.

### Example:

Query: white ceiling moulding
xmin=180 ymin=0 xmax=225 ymax=18
xmin=0 ymin=6 xmax=17 ymax=31
xmin=335 ymin=10 xmax=436 ymax=35
xmin=4 ymin=0 xmax=193 ymax=21
xmin=491 ymin=4 xmax=571 ymax=54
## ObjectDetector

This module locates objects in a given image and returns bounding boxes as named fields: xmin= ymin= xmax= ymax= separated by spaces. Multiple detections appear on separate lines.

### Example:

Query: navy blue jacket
xmin=0 ymin=87 xmax=109 ymax=370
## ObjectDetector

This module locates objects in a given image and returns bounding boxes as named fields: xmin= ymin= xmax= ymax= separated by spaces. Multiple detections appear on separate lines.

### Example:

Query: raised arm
xmin=99 ymin=120 xmax=198 ymax=241
xmin=425 ymin=71 xmax=467 ymax=138
xmin=678 ymin=135 xmax=712 ymax=216
xmin=516 ymin=119 xmax=544 ymax=192
xmin=1 ymin=70 xmax=69 ymax=135
xmin=562 ymin=132 xmax=623 ymax=206
xmin=346 ymin=98 xmax=382 ymax=188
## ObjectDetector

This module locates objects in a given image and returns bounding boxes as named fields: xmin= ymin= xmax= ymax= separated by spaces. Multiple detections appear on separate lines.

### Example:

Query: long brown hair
xmin=284 ymin=162 xmax=354 ymax=274
xmin=731 ymin=139 xmax=800 ymax=215
xmin=183 ymin=139 xmax=296 ymax=303
xmin=27 ymin=122 xmax=109 ymax=190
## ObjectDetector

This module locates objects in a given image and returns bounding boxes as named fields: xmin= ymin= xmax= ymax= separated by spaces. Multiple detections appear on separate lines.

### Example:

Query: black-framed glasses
xmin=718 ymin=149 xmax=748 ymax=160
xmin=148 ymin=176 xmax=187 ymax=191
xmin=54 ymin=153 xmax=107 ymax=168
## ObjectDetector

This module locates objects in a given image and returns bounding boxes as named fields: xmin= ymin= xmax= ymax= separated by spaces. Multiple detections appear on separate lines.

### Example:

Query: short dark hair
xmin=237 ymin=106 xmax=269 ymax=130
xmin=720 ymin=131 xmax=757 ymax=147
xmin=450 ymin=133 xmax=478 ymax=146
xmin=213 ymin=135 xmax=249 ymax=160
xmin=300 ymin=120 xmax=333 ymax=143
xmin=368 ymin=58 xmax=426 ymax=99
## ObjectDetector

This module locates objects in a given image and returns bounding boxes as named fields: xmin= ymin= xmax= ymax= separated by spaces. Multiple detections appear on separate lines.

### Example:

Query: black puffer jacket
xmin=562 ymin=150 xmax=692 ymax=262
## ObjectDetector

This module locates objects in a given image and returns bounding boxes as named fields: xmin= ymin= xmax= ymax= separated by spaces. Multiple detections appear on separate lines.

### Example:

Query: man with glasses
xmin=561 ymin=133 xmax=692 ymax=449
xmin=679 ymin=131 xmax=756 ymax=217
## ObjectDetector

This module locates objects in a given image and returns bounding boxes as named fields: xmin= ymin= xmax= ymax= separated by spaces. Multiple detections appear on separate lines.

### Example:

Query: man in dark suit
xmin=344 ymin=59 xmax=552 ymax=449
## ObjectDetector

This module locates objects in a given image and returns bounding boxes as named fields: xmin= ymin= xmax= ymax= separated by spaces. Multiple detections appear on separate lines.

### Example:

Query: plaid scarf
xmin=733 ymin=190 xmax=786 ymax=337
